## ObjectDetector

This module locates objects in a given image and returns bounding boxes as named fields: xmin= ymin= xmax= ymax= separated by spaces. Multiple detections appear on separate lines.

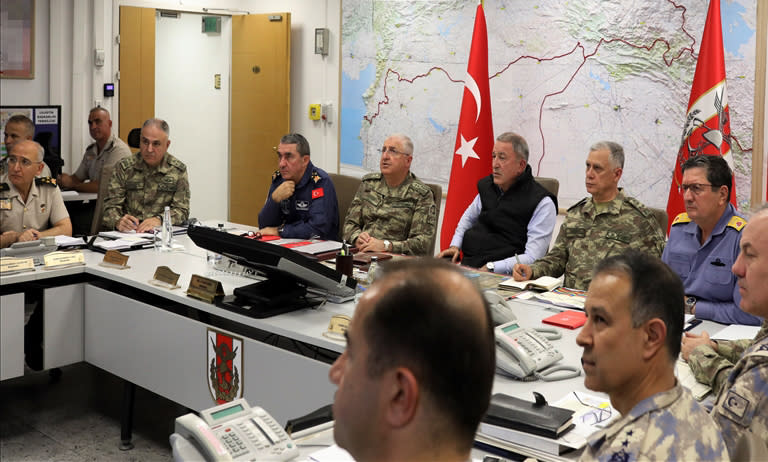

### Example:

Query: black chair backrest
xmin=127 ymin=128 xmax=141 ymax=149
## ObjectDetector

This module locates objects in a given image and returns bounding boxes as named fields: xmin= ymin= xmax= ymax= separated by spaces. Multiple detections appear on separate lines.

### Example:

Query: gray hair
xmin=143 ymin=118 xmax=170 ymax=136
xmin=496 ymin=132 xmax=529 ymax=162
xmin=89 ymin=106 xmax=111 ymax=118
xmin=11 ymin=140 xmax=44 ymax=162
xmin=589 ymin=141 xmax=624 ymax=169
xmin=388 ymin=133 xmax=414 ymax=155
xmin=7 ymin=114 xmax=35 ymax=138
xmin=280 ymin=133 xmax=310 ymax=156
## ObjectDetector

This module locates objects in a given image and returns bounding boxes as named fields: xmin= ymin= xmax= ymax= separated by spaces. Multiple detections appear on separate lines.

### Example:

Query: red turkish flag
xmin=665 ymin=0 xmax=736 ymax=234
xmin=440 ymin=2 xmax=494 ymax=250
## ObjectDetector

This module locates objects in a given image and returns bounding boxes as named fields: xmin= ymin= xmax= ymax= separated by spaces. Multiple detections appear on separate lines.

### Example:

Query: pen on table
xmin=515 ymin=254 xmax=525 ymax=277
xmin=684 ymin=319 xmax=703 ymax=332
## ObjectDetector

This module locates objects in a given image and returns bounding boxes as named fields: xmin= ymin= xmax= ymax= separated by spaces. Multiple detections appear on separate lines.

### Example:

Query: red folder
xmin=542 ymin=310 xmax=586 ymax=329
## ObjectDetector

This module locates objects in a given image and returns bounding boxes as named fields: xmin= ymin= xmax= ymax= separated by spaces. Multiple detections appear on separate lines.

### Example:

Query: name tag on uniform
xmin=0 ymin=198 xmax=11 ymax=210
xmin=296 ymin=200 xmax=310 ymax=211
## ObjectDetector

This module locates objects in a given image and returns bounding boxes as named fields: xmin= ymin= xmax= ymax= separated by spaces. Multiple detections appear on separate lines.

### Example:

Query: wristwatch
xmin=278 ymin=224 xmax=285 ymax=236
xmin=383 ymin=240 xmax=392 ymax=252
xmin=685 ymin=296 xmax=697 ymax=313
xmin=486 ymin=262 xmax=495 ymax=272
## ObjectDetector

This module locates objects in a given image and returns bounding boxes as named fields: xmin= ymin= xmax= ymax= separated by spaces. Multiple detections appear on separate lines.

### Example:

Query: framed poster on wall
xmin=0 ymin=0 xmax=35 ymax=79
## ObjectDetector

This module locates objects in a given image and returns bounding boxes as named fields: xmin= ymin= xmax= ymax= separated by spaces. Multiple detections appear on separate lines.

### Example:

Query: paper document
xmin=296 ymin=241 xmax=343 ymax=255
xmin=711 ymin=324 xmax=760 ymax=341
xmin=499 ymin=275 xmax=563 ymax=291
xmin=309 ymin=444 xmax=355 ymax=462
xmin=60 ymin=190 xmax=78 ymax=197
xmin=551 ymin=391 xmax=618 ymax=448
xmin=55 ymin=235 xmax=85 ymax=246
xmin=99 ymin=230 xmax=155 ymax=240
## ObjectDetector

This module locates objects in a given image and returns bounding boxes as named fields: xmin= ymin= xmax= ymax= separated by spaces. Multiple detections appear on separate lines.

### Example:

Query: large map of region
xmin=340 ymin=0 xmax=757 ymax=209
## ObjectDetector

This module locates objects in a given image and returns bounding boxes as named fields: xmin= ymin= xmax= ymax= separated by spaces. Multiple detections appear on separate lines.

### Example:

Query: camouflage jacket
xmin=711 ymin=322 xmax=768 ymax=459
xmin=342 ymin=172 xmax=436 ymax=256
xmin=690 ymin=320 xmax=768 ymax=395
xmin=581 ymin=384 xmax=729 ymax=461
xmin=530 ymin=191 xmax=665 ymax=289
xmin=101 ymin=152 xmax=190 ymax=230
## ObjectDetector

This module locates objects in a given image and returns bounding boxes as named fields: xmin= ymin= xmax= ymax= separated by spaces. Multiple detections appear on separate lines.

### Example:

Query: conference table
xmin=0 ymin=231 xmax=724 ymax=460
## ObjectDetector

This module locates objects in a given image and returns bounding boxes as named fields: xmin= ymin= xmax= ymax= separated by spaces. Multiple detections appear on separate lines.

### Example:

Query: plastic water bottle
xmin=207 ymin=224 xmax=225 ymax=267
xmin=366 ymin=256 xmax=379 ymax=285
xmin=162 ymin=206 xmax=173 ymax=249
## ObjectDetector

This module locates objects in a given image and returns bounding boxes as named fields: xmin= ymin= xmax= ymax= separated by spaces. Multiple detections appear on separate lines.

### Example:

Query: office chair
xmin=425 ymin=182 xmax=442 ymax=255
xmin=328 ymin=173 xmax=362 ymax=241
xmin=90 ymin=164 xmax=115 ymax=234
xmin=649 ymin=207 xmax=668 ymax=234
xmin=127 ymin=128 xmax=141 ymax=149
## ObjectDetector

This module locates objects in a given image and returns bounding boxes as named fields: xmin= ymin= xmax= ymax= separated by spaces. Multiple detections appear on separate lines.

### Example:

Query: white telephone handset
xmin=484 ymin=291 xmax=518 ymax=325
xmin=494 ymin=320 xmax=564 ymax=379
xmin=173 ymin=398 xmax=298 ymax=461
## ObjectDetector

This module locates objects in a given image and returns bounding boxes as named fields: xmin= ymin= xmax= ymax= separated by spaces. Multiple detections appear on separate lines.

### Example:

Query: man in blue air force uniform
xmin=662 ymin=155 xmax=760 ymax=325
xmin=258 ymin=133 xmax=339 ymax=240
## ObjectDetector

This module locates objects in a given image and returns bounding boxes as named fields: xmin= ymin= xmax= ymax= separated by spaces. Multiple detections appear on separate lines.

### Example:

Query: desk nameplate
xmin=0 ymin=257 xmax=35 ymax=274
xmin=149 ymin=266 xmax=181 ymax=289
xmin=101 ymin=250 xmax=130 ymax=268
xmin=43 ymin=251 xmax=86 ymax=269
xmin=187 ymin=274 xmax=225 ymax=303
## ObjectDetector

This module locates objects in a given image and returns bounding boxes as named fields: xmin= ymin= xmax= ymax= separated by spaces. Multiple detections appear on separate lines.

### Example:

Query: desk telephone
xmin=173 ymin=398 xmax=298 ymax=461
xmin=484 ymin=292 xmax=579 ymax=381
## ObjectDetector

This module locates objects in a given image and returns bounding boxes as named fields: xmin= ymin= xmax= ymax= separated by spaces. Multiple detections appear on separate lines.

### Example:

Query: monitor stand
xmin=216 ymin=277 xmax=322 ymax=319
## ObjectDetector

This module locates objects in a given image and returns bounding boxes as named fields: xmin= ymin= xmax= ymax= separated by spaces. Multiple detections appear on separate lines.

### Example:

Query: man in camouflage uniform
xmin=513 ymin=141 xmax=664 ymax=290
xmin=578 ymin=251 xmax=728 ymax=461
xmin=343 ymin=134 xmax=436 ymax=255
xmin=1 ymin=140 xmax=71 ymax=247
xmin=2 ymin=114 xmax=53 ymax=178
xmin=682 ymin=205 xmax=768 ymax=459
xmin=102 ymin=118 xmax=189 ymax=232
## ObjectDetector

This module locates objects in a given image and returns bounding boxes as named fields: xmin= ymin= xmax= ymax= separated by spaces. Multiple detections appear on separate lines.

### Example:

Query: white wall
xmin=154 ymin=11 xmax=231 ymax=221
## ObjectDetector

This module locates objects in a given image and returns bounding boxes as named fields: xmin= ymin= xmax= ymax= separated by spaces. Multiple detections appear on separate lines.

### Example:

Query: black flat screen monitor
xmin=188 ymin=225 xmax=356 ymax=307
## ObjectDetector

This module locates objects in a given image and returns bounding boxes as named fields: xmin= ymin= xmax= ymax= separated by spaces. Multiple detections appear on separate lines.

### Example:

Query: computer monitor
xmin=188 ymin=225 xmax=356 ymax=318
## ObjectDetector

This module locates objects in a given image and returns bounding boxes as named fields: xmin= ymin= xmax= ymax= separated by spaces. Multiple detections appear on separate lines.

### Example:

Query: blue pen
xmin=515 ymin=254 xmax=526 ymax=277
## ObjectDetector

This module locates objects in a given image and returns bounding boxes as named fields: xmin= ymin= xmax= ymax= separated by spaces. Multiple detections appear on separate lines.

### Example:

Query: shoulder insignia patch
xmin=311 ymin=170 xmax=322 ymax=184
xmin=672 ymin=213 xmax=692 ymax=226
xmin=0 ymin=183 xmax=9 ymax=192
xmin=271 ymin=169 xmax=282 ymax=182
xmin=567 ymin=197 xmax=588 ymax=212
xmin=362 ymin=172 xmax=381 ymax=181
xmin=726 ymin=215 xmax=747 ymax=231
xmin=35 ymin=177 xmax=58 ymax=187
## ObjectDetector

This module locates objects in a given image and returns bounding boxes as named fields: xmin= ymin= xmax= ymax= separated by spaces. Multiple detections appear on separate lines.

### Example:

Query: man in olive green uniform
xmin=513 ymin=141 xmax=664 ymax=290
xmin=58 ymin=107 xmax=131 ymax=193
xmin=1 ymin=140 xmax=71 ymax=248
xmin=102 ymin=118 xmax=189 ymax=232
xmin=343 ymin=134 xmax=436 ymax=255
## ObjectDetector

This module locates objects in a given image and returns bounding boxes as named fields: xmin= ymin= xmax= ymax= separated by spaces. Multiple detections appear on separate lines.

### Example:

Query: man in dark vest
xmin=437 ymin=132 xmax=557 ymax=273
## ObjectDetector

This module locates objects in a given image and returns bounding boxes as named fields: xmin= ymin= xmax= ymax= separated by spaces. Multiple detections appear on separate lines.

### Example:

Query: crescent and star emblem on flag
xmin=454 ymin=73 xmax=482 ymax=168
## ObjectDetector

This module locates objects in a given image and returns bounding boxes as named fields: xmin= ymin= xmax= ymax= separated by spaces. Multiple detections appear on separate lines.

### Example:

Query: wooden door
xmin=118 ymin=6 xmax=155 ymax=149
xmin=230 ymin=14 xmax=291 ymax=226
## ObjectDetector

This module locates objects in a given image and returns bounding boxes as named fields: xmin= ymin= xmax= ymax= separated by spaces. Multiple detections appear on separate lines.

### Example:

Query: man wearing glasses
xmin=1 ymin=140 xmax=72 ymax=248
xmin=343 ymin=134 xmax=436 ymax=255
xmin=662 ymin=155 xmax=760 ymax=325
xmin=258 ymin=133 xmax=339 ymax=240
xmin=439 ymin=132 xmax=557 ymax=271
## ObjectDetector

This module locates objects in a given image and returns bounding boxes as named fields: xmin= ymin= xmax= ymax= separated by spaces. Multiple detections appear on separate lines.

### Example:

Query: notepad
xmin=499 ymin=275 xmax=562 ymax=291
xmin=542 ymin=310 xmax=587 ymax=329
